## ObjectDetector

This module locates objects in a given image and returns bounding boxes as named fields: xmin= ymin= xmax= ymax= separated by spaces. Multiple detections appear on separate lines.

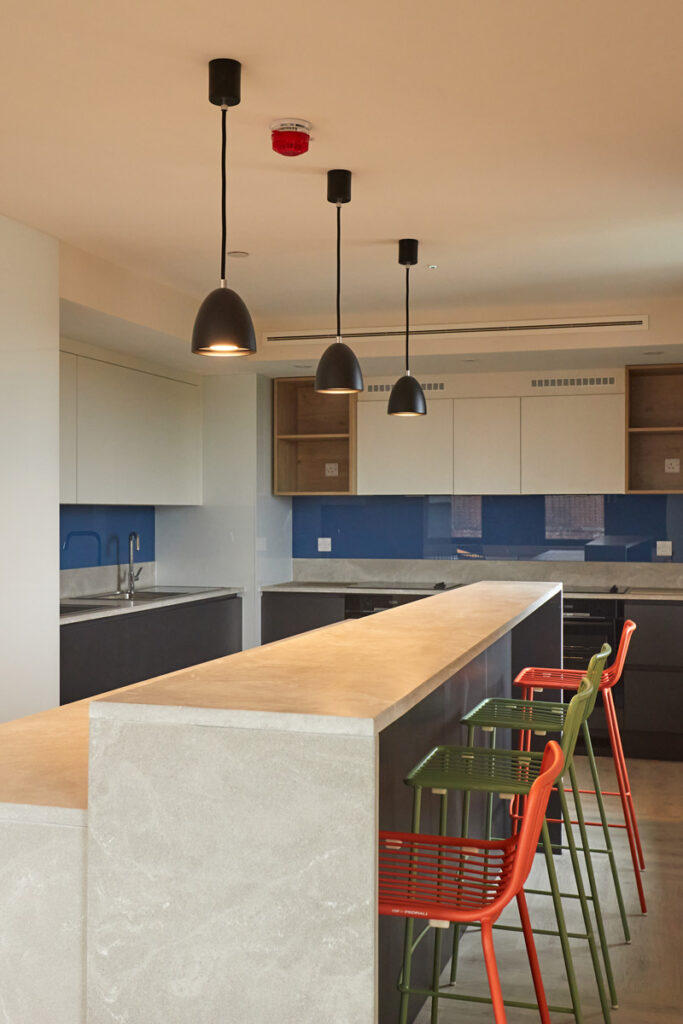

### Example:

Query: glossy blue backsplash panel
xmin=60 ymin=506 xmax=155 ymax=569
xmin=292 ymin=494 xmax=683 ymax=562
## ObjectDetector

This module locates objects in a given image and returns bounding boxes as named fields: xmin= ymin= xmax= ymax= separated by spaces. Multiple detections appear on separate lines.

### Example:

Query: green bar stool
xmin=405 ymin=656 xmax=611 ymax=1024
xmin=463 ymin=649 xmax=631 ymax=946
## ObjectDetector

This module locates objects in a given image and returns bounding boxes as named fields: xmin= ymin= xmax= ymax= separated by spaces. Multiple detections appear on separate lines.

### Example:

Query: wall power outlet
xmin=656 ymin=540 xmax=673 ymax=558
xmin=664 ymin=458 xmax=680 ymax=474
xmin=317 ymin=537 xmax=332 ymax=552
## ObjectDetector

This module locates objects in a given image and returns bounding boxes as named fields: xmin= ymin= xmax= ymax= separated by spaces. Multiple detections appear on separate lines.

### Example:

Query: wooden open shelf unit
xmin=626 ymin=364 xmax=683 ymax=493
xmin=273 ymin=377 xmax=357 ymax=495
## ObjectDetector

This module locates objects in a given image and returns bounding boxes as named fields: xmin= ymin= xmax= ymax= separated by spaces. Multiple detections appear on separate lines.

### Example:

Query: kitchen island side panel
xmin=379 ymin=636 xmax=511 ymax=1024
xmin=86 ymin=717 xmax=377 ymax=1024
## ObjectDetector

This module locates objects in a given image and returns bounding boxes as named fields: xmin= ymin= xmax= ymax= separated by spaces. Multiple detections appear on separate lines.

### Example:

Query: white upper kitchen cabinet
xmin=76 ymin=357 xmax=202 ymax=505
xmin=521 ymin=394 xmax=625 ymax=494
xmin=453 ymin=397 xmax=521 ymax=494
xmin=59 ymin=351 xmax=78 ymax=502
xmin=357 ymin=398 xmax=454 ymax=494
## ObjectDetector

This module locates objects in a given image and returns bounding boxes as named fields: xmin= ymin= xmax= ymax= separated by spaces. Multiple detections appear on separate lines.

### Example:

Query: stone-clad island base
xmin=86 ymin=581 xmax=560 ymax=1024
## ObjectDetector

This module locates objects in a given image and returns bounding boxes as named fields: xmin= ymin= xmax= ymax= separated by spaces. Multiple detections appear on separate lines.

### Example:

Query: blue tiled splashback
xmin=60 ymin=506 xmax=155 ymax=569
xmin=292 ymin=494 xmax=683 ymax=563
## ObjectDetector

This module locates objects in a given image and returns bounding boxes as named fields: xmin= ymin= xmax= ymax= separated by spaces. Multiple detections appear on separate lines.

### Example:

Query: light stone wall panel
xmin=87 ymin=716 xmax=377 ymax=1024
xmin=0 ymin=809 xmax=86 ymax=1024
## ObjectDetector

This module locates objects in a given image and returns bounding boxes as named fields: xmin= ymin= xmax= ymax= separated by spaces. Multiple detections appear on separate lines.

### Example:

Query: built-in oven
xmin=563 ymin=598 xmax=621 ymax=668
xmin=563 ymin=596 xmax=625 ymax=719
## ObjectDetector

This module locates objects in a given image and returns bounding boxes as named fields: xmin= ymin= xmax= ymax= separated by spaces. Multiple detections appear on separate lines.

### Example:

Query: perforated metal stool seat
xmin=407 ymin=744 xmax=544 ymax=797
xmin=462 ymin=697 xmax=567 ymax=736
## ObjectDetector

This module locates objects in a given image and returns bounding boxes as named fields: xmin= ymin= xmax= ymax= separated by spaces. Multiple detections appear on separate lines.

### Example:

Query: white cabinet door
xmin=453 ymin=397 xmax=520 ymax=494
xmin=357 ymin=398 xmax=454 ymax=494
xmin=77 ymin=358 xmax=202 ymax=505
xmin=60 ymin=352 xmax=78 ymax=502
xmin=521 ymin=394 xmax=625 ymax=494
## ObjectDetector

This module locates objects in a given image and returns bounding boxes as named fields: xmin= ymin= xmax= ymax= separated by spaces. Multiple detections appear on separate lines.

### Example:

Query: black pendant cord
xmin=220 ymin=107 xmax=227 ymax=284
xmin=405 ymin=265 xmax=411 ymax=373
xmin=336 ymin=204 xmax=342 ymax=339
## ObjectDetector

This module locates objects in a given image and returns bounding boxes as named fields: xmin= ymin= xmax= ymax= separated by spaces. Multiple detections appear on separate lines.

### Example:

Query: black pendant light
xmin=192 ymin=59 xmax=256 ymax=358
xmin=314 ymin=170 xmax=364 ymax=393
xmin=388 ymin=238 xmax=426 ymax=416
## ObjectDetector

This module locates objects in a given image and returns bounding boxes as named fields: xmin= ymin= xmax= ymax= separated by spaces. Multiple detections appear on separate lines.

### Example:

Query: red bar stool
xmin=379 ymin=740 xmax=563 ymax=1024
xmin=515 ymin=619 xmax=646 ymax=913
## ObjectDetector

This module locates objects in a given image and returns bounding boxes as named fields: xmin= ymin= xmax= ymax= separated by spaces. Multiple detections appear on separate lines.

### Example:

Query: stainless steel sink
xmin=60 ymin=602 xmax=101 ymax=614
xmin=94 ymin=591 xmax=191 ymax=602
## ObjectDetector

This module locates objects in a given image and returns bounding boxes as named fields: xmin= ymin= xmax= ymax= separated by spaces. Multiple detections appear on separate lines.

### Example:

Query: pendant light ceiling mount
xmin=192 ymin=58 xmax=256 ymax=358
xmin=314 ymin=169 xmax=364 ymax=394
xmin=388 ymin=237 xmax=427 ymax=416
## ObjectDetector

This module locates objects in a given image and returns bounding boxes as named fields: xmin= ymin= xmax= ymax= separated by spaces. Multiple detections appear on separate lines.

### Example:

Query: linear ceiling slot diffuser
xmin=264 ymin=315 xmax=648 ymax=347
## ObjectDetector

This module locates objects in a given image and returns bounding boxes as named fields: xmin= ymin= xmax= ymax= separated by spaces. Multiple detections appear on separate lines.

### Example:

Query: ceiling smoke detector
xmin=270 ymin=118 xmax=313 ymax=156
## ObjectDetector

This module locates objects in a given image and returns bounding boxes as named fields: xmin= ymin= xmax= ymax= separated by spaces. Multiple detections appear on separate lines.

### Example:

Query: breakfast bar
xmin=0 ymin=581 xmax=561 ymax=1024
xmin=87 ymin=580 xmax=561 ymax=1023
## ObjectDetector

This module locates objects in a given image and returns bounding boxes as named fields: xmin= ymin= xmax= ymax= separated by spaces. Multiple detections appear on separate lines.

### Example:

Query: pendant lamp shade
xmin=192 ymin=59 xmax=256 ymax=358
xmin=387 ymin=373 xmax=427 ymax=415
xmin=315 ymin=339 xmax=364 ymax=393
xmin=191 ymin=287 xmax=256 ymax=356
xmin=388 ymin=237 xmax=426 ymax=415
xmin=314 ymin=169 xmax=363 ymax=394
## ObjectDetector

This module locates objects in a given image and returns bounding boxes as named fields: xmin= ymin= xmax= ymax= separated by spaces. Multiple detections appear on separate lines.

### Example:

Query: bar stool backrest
xmin=560 ymin=643 xmax=610 ymax=772
xmin=505 ymin=740 xmax=564 ymax=899
xmin=604 ymin=620 xmax=636 ymax=689
xmin=584 ymin=643 xmax=612 ymax=718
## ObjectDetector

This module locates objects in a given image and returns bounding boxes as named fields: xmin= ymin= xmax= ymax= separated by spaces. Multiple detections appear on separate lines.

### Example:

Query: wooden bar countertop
xmin=0 ymin=581 xmax=560 ymax=812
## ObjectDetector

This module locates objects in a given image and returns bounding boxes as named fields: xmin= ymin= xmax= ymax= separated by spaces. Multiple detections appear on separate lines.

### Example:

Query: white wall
xmin=155 ymin=374 xmax=291 ymax=648
xmin=0 ymin=215 xmax=60 ymax=721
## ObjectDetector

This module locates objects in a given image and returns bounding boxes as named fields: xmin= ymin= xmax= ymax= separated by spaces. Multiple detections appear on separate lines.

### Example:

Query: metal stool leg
xmin=557 ymin=784 xmax=613 ymax=1022
xmin=603 ymin=690 xmax=647 ymax=911
xmin=481 ymin=920 xmax=507 ymax=1024
xmin=541 ymin=820 xmax=584 ymax=1024
xmin=582 ymin=720 xmax=631 ymax=941
xmin=517 ymin=889 xmax=552 ymax=1024
xmin=605 ymin=688 xmax=646 ymax=871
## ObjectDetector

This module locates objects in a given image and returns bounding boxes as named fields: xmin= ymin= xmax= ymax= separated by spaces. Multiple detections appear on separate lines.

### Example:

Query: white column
xmin=0 ymin=214 xmax=60 ymax=720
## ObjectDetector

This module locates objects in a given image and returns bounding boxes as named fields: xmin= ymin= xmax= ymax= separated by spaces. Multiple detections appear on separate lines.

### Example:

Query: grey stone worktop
xmin=60 ymin=586 xmax=243 ymax=625
xmin=261 ymin=557 xmax=683 ymax=602
xmin=263 ymin=580 xmax=683 ymax=601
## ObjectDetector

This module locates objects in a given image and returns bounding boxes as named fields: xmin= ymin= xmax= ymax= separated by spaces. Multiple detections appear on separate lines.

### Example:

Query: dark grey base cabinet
xmin=60 ymin=596 xmax=242 ymax=704
xmin=261 ymin=591 xmax=425 ymax=645
xmin=619 ymin=601 xmax=683 ymax=761
xmin=261 ymin=592 xmax=346 ymax=644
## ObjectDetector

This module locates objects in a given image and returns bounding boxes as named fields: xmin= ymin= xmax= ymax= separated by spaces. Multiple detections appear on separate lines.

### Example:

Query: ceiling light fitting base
xmin=209 ymin=59 xmax=241 ymax=107
xmin=327 ymin=169 xmax=352 ymax=205
xmin=399 ymin=238 xmax=419 ymax=266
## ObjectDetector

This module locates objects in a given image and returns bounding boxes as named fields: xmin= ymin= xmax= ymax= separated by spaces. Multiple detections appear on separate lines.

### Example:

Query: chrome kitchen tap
xmin=127 ymin=532 xmax=142 ymax=597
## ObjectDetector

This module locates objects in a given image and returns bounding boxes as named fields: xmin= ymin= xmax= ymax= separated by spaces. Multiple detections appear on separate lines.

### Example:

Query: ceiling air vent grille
xmin=531 ymin=375 xmax=616 ymax=388
xmin=367 ymin=381 xmax=446 ymax=393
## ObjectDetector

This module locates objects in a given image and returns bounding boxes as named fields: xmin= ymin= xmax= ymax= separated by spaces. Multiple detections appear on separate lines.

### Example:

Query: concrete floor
xmin=414 ymin=755 xmax=683 ymax=1023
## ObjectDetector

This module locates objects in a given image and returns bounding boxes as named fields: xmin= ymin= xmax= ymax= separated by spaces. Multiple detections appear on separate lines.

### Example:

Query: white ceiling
xmin=3 ymin=0 xmax=683 ymax=335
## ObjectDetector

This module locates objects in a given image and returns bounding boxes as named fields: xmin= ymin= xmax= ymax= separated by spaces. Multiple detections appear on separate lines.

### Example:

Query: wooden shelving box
xmin=273 ymin=377 xmax=357 ymax=495
xmin=626 ymin=364 xmax=683 ymax=493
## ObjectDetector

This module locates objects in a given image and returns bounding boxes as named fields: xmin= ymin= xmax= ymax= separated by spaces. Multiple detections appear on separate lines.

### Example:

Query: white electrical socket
xmin=317 ymin=537 xmax=332 ymax=552
xmin=656 ymin=540 xmax=673 ymax=557
xmin=664 ymin=458 xmax=680 ymax=474
xmin=325 ymin=462 xmax=339 ymax=477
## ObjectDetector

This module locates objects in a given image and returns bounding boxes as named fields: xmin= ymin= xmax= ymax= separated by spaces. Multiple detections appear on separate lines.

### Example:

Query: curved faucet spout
xmin=127 ymin=532 xmax=141 ymax=597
